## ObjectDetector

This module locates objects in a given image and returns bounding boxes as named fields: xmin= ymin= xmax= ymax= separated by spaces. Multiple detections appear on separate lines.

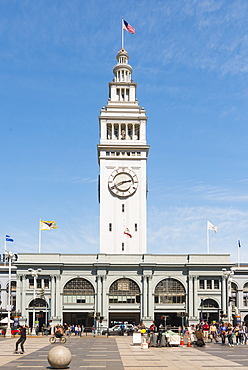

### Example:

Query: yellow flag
xmin=40 ymin=220 xmax=57 ymax=231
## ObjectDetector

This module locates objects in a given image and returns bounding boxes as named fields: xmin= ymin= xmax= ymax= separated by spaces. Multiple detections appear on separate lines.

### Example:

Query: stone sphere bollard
xmin=47 ymin=346 xmax=72 ymax=369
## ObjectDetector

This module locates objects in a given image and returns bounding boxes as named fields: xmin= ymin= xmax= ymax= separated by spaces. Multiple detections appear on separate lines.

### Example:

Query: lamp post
xmin=200 ymin=297 xmax=204 ymax=323
xmin=28 ymin=268 xmax=42 ymax=335
xmin=5 ymin=250 xmax=15 ymax=338
xmin=222 ymin=268 xmax=234 ymax=323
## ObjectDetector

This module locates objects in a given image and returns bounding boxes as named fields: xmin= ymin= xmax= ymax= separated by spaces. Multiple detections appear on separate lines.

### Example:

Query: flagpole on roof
xmin=238 ymin=235 xmax=240 ymax=267
xmin=206 ymin=220 xmax=210 ymax=254
xmin=4 ymin=234 xmax=6 ymax=254
xmin=38 ymin=219 xmax=41 ymax=253
xmin=122 ymin=18 xmax=124 ymax=49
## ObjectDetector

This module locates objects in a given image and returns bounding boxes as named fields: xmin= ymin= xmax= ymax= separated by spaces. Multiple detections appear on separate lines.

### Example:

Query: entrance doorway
xmin=109 ymin=312 xmax=140 ymax=327
xmin=28 ymin=310 xmax=45 ymax=330
xmin=63 ymin=312 xmax=93 ymax=330
xmin=154 ymin=312 xmax=182 ymax=327
xmin=200 ymin=311 xmax=219 ymax=323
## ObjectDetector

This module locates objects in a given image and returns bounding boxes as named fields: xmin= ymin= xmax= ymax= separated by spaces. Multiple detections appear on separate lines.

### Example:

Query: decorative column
xmin=193 ymin=276 xmax=198 ymax=318
xmin=222 ymin=275 xmax=227 ymax=314
xmin=55 ymin=274 xmax=62 ymax=322
xmin=96 ymin=275 xmax=101 ymax=314
xmin=18 ymin=274 xmax=26 ymax=326
xmin=101 ymin=275 xmax=108 ymax=327
xmin=50 ymin=275 xmax=56 ymax=319
xmin=16 ymin=274 xmax=21 ymax=314
xmin=142 ymin=275 xmax=148 ymax=319
xmin=187 ymin=275 xmax=193 ymax=320
xmin=21 ymin=275 xmax=27 ymax=322
xmin=141 ymin=275 xmax=153 ymax=327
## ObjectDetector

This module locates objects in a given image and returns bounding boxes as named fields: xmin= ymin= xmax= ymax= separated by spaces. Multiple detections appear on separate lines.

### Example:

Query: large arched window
xmin=231 ymin=282 xmax=238 ymax=307
xmin=29 ymin=298 xmax=47 ymax=308
xmin=202 ymin=299 xmax=219 ymax=308
xmin=109 ymin=278 xmax=140 ymax=304
xmin=154 ymin=278 xmax=186 ymax=304
xmin=243 ymin=283 xmax=248 ymax=307
xmin=63 ymin=278 xmax=95 ymax=304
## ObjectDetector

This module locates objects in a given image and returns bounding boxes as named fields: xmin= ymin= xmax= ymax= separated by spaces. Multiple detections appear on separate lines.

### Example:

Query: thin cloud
xmin=147 ymin=205 xmax=248 ymax=261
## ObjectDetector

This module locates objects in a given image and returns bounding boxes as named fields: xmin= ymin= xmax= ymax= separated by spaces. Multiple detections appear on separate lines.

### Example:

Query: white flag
xmin=207 ymin=221 xmax=217 ymax=233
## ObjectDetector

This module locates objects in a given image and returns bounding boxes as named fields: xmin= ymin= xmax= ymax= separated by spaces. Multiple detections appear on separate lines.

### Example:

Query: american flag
xmin=123 ymin=20 xmax=135 ymax=34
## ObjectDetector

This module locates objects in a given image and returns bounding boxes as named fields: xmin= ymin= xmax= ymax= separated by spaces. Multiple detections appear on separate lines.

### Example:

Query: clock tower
xmin=98 ymin=48 xmax=149 ymax=254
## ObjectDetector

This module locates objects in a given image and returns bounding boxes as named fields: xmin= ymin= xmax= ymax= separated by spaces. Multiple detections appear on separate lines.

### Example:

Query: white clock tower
xmin=98 ymin=48 xmax=149 ymax=254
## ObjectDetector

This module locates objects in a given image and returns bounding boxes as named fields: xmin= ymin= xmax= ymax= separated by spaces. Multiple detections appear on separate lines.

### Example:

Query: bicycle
xmin=49 ymin=335 xmax=67 ymax=344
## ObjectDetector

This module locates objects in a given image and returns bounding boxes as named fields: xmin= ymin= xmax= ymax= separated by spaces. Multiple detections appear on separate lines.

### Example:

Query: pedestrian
xmin=209 ymin=323 xmax=218 ymax=343
xmin=41 ymin=324 xmax=46 ymax=336
xmin=242 ymin=322 xmax=248 ymax=344
xmin=78 ymin=325 xmax=82 ymax=337
xmin=74 ymin=325 xmax=79 ymax=336
xmin=226 ymin=323 xmax=234 ymax=347
xmin=14 ymin=325 xmax=27 ymax=354
xmin=195 ymin=326 xmax=205 ymax=346
xmin=219 ymin=323 xmax=227 ymax=345
xmin=234 ymin=324 xmax=244 ymax=345
xmin=120 ymin=323 xmax=125 ymax=336
xmin=187 ymin=325 xmax=195 ymax=343
xmin=202 ymin=321 xmax=210 ymax=342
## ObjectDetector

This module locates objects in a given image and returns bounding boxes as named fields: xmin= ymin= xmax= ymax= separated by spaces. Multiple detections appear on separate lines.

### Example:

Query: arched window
xmin=202 ymin=299 xmax=219 ymax=308
xmin=109 ymin=278 xmax=140 ymax=304
xmin=154 ymin=278 xmax=186 ymax=304
xmin=243 ymin=283 xmax=248 ymax=307
xmin=231 ymin=282 xmax=238 ymax=307
xmin=63 ymin=278 xmax=95 ymax=304
xmin=29 ymin=298 xmax=47 ymax=308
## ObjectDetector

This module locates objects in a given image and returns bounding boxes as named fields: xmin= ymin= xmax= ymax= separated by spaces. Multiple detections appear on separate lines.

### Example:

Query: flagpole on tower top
xmin=121 ymin=19 xmax=135 ymax=49
xmin=121 ymin=18 xmax=124 ymax=49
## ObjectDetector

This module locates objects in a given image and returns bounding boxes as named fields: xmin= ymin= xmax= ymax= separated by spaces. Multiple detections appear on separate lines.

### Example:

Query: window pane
xmin=214 ymin=280 xmax=219 ymax=289
xmin=199 ymin=280 xmax=204 ymax=289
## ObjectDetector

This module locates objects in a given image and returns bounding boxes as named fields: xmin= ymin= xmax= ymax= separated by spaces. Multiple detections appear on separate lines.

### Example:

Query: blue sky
xmin=1 ymin=0 xmax=248 ymax=262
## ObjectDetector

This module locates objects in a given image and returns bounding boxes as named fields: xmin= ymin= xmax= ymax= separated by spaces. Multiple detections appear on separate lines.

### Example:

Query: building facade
xmin=14 ymin=253 xmax=234 ymax=329
xmin=11 ymin=48 xmax=242 ymax=330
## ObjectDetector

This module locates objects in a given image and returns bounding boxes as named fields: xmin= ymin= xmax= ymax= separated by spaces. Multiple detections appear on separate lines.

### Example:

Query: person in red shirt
xmin=202 ymin=322 xmax=210 ymax=342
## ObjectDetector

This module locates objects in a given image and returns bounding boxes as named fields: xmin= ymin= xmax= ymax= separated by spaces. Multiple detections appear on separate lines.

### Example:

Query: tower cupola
xmin=113 ymin=48 xmax=132 ymax=83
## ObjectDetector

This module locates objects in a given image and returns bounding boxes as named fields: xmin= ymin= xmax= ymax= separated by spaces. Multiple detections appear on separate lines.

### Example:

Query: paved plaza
xmin=1 ymin=336 xmax=248 ymax=369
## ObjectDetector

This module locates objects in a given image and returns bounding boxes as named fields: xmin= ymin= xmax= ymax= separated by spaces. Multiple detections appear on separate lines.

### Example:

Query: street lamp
xmin=5 ymin=250 xmax=15 ymax=338
xmin=200 ymin=296 xmax=204 ymax=322
xmin=28 ymin=268 xmax=42 ymax=335
xmin=222 ymin=268 xmax=234 ymax=323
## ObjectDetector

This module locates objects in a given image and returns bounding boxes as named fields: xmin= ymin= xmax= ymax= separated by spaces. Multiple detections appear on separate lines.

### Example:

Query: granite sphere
xmin=47 ymin=346 xmax=72 ymax=369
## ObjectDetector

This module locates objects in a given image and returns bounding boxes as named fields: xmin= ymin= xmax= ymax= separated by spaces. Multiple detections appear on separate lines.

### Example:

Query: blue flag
xmin=238 ymin=239 xmax=241 ymax=248
xmin=6 ymin=234 xmax=14 ymax=242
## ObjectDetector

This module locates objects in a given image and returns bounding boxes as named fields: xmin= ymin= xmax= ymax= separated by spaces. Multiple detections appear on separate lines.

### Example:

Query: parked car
xmin=0 ymin=326 xmax=20 ymax=336
xmin=102 ymin=324 xmax=134 ymax=335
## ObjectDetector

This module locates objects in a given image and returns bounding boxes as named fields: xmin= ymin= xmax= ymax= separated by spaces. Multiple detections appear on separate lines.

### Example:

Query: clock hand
xmin=116 ymin=180 xmax=132 ymax=187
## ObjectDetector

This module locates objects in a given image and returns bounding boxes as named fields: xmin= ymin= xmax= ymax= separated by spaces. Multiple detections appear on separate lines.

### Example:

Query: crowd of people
xmin=186 ymin=321 xmax=248 ymax=347
xmin=54 ymin=323 xmax=85 ymax=337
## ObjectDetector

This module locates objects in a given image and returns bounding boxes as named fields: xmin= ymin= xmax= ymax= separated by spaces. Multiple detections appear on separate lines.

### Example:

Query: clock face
xmin=108 ymin=168 xmax=138 ymax=197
